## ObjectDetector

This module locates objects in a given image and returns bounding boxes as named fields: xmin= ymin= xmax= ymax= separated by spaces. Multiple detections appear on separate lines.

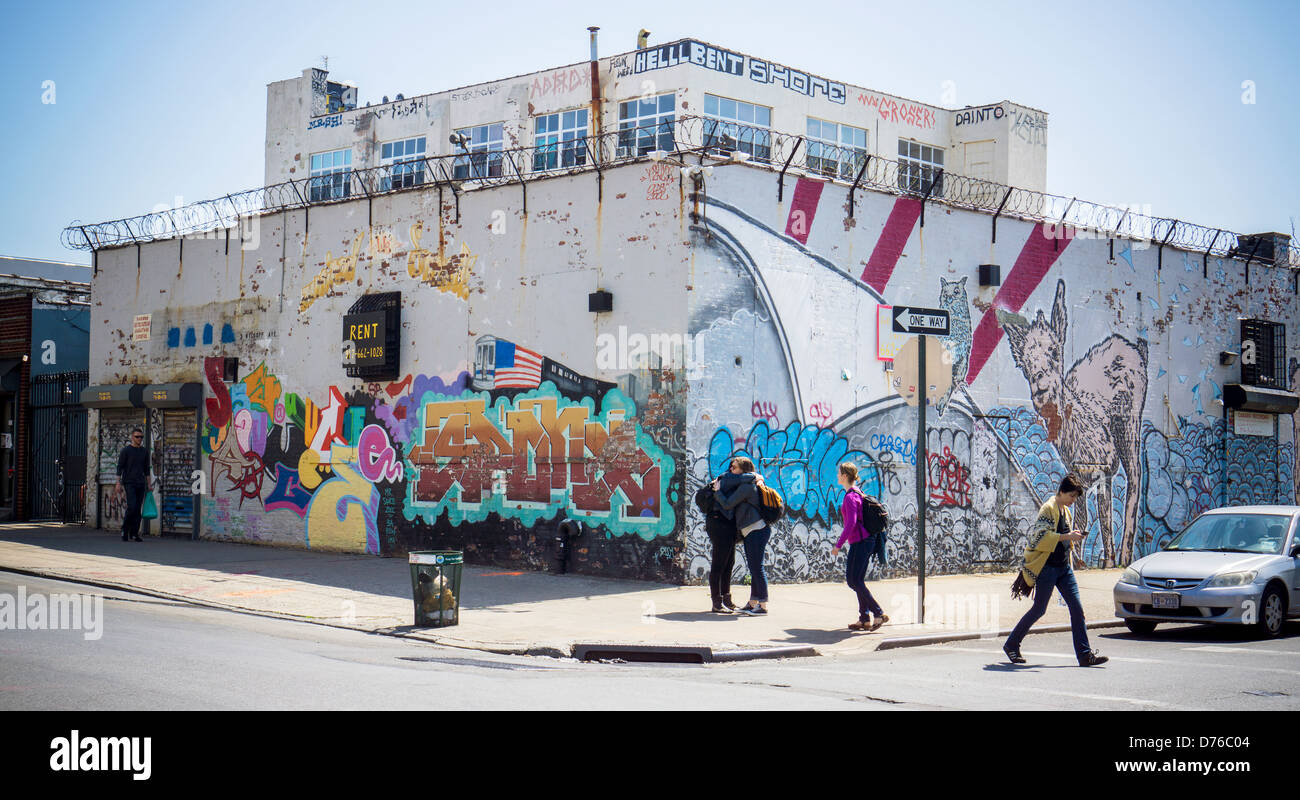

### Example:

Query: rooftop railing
xmin=63 ymin=115 xmax=1298 ymax=272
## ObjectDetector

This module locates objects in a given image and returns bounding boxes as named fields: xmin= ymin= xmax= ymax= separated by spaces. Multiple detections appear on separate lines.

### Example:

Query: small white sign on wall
xmin=132 ymin=314 xmax=151 ymax=342
xmin=1233 ymin=410 xmax=1274 ymax=438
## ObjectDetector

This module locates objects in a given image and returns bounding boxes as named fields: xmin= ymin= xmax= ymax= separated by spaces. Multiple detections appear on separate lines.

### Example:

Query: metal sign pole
xmin=917 ymin=335 xmax=927 ymax=625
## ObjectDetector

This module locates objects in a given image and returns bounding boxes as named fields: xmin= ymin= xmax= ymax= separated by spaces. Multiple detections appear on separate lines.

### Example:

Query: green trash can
xmin=409 ymin=551 xmax=463 ymax=627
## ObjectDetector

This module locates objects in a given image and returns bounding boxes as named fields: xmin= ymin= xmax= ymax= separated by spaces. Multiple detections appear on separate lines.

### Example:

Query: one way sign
xmin=891 ymin=306 xmax=950 ymax=336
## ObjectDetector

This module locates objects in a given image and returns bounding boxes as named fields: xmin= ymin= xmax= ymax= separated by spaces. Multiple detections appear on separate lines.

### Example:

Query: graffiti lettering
xmin=357 ymin=423 xmax=405 ymax=483
xmin=404 ymin=386 xmax=675 ymax=538
xmin=869 ymin=433 xmax=916 ymax=466
xmin=710 ymin=420 xmax=879 ymax=525
xmin=858 ymin=93 xmax=936 ymax=130
xmin=927 ymin=446 xmax=972 ymax=508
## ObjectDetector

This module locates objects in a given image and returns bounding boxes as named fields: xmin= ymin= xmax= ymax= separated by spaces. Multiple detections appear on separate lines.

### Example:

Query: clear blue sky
xmin=1 ymin=0 xmax=1296 ymax=264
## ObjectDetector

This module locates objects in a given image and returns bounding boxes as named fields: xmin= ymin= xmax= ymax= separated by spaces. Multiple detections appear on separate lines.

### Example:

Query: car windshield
xmin=1165 ymin=513 xmax=1292 ymax=555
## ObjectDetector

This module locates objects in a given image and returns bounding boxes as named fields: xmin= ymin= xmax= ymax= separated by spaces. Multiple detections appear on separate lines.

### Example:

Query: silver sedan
xmin=1113 ymin=506 xmax=1300 ymax=638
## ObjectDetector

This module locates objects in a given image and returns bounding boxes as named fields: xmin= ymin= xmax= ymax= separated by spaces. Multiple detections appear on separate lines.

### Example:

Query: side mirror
xmin=1291 ymin=544 xmax=1300 ymax=559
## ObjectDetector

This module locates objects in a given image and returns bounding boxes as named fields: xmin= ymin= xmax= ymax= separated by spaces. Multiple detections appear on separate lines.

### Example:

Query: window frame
xmin=308 ymin=148 xmax=353 ymax=202
xmin=702 ymin=93 xmax=772 ymax=163
xmin=452 ymin=122 xmax=505 ymax=180
xmin=805 ymin=117 xmax=868 ymax=180
xmin=617 ymin=93 xmax=676 ymax=158
xmin=897 ymin=138 xmax=945 ymax=196
xmin=533 ymin=108 xmax=590 ymax=172
xmin=379 ymin=136 xmax=427 ymax=191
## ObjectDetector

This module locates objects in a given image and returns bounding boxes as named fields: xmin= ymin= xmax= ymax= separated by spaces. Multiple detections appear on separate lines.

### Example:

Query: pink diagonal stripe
xmin=860 ymin=197 xmax=923 ymax=293
xmin=965 ymin=223 xmax=1074 ymax=385
xmin=784 ymin=178 xmax=824 ymax=245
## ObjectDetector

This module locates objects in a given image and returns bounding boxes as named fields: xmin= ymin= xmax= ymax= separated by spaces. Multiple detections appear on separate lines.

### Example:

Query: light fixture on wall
xmin=588 ymin=290 xmax=613 ymax=313
xmin=979 ymin=264 xmax=1001 ymax=287
xmin=449 ymin=132 xmax=470 ymax=149
xmin=1219 ymin=350 xmax=1238 ymax=366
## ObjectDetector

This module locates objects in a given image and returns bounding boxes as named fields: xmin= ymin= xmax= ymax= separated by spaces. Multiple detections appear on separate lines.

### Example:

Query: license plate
xmin=1152 ymin=592 xmax=1181 ymax=609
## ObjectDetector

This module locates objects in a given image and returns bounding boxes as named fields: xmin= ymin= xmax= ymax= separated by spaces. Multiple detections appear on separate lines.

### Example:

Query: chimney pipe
xmin=588 ymin=26 xmax=603 ymax=141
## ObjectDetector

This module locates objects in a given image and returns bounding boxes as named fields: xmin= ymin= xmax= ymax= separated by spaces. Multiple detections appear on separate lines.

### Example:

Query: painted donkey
xmin=999 ymin=279 xmax=1148 ymax=566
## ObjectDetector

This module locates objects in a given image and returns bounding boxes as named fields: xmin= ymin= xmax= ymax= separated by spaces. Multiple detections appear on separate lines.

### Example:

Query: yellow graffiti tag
xmin=299 ymin=237 xmax=362 ymax=313
xmin=406 ymin=221 xmax=473 ymax=300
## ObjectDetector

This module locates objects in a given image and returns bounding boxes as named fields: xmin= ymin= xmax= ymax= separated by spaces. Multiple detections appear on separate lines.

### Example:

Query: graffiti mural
xmin=197 ymin=354 xmax=681 ymax=575
xmin=404 ymin=386 xmax=676 ymax=539
xmin=999 ymin=279 xmax=1148 ymax=566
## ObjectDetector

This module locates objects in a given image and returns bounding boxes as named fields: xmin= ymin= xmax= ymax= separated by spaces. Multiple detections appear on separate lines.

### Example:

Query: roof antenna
xmin=320 ymin=55 xmax=329 ymax=71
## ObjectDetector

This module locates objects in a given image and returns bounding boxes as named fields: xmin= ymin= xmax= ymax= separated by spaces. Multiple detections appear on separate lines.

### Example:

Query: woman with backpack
xmin=712 ymin=457 xmax=771 ymax=616
xmin=694 ymin=478 xmax=740 ymax=613
xmin=831 ymin=462 xmax=888 ymax=632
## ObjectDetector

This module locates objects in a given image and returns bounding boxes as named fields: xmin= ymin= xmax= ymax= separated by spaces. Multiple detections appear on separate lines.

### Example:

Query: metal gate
xmin=29 ymin=371 xmax=88 ymax=522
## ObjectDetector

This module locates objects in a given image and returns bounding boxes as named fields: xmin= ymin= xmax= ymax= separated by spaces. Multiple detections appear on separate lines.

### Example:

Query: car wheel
xmin=1256 ymin=584 xmax=1286 ymax=639
xmin=1125 ymin=619 xmax=1158 ymax=635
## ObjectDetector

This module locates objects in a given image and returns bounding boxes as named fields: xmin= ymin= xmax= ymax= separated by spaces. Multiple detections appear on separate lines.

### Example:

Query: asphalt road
xmin=3 ymin=572 xmax=1297 ymax=711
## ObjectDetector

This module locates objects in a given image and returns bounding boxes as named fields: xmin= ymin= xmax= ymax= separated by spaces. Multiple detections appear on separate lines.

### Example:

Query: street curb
xmin=874 ymin=619 xmax=1127 ymax=651
xmin=0 ymin=563 xmax=571 ymax=658
xmin=572 ymin=643 xmax=819 ymax=663
xmin=0 ymin=564 xmax=816 ymax=662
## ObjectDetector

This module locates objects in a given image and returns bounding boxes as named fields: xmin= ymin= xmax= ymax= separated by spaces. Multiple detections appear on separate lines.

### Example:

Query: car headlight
xmin=1119 ymin=567 xmax=1141 ymax=585
xmin=1207 ymin=570 xmax=1258 ymax=588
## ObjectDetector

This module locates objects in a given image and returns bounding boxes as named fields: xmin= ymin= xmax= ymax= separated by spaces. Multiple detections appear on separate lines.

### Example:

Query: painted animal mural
xmin=998 ymin=279 xmax=1148 ymax=566
xmin=935 ymin=276 xmax=972 ymax=418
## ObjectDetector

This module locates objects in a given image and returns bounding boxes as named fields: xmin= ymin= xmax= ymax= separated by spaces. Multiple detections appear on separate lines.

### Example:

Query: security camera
xmin=449 ymin=132 xmax=470 ymax=148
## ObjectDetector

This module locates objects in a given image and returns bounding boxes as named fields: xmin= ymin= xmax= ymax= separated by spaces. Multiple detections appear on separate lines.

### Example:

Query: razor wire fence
xmin=63 ymin=114 xmax=1299 ymax=270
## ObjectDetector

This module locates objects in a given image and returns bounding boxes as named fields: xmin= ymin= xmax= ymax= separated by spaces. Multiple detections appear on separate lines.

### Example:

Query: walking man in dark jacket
xmin=114 ymin=428 xmax=152 ymax=542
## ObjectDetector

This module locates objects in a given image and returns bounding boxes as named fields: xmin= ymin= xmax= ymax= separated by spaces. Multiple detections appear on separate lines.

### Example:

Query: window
xmin=309 ymin=148 xmax=352 ymax=201
xmin=452 ymin=123 xmax=504 ymax=180
xmin=1240 ymin=319 xmax=1287 ymax=389
xmin=806 ymin=117 xmax=867 ymax=179
xmin=703 ymin=94 xmax=772 ymax=162
xmin=380 ymin=137 xmax=426 ymax=190
xmin=897 ymin=139 xmax=944 ymax=195
xmin=618 ymin=93 xmax=675 ymax=157
xmin=533 ymin=109 xmax=589 ymax=171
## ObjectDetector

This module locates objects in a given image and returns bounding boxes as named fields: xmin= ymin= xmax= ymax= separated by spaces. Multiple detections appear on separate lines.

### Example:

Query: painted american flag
xmin=494 ymin=340 xmax=543 ymax=388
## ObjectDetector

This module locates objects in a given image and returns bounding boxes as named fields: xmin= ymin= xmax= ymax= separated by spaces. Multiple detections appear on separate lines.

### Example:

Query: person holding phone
xmin=1004 ymin=474 xmax=1108 ymax=667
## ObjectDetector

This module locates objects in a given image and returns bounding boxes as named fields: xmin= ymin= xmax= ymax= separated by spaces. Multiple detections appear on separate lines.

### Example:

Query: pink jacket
xmin=836 ymin=488 xmax=871 ymax=550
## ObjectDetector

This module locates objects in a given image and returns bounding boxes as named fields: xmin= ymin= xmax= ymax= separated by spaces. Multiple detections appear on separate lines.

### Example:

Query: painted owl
xmin=936 ymin=276 xmax=972 ymax=418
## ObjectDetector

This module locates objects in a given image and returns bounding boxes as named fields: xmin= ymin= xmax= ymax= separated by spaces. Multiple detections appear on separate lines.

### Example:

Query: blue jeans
xmin=846 ymin=540 xmax=883 ymax=620
xmin=742 ymin=526 xmax=770 ymax=602
xmin=1005 ymin=564 xmax=1091 ymax=657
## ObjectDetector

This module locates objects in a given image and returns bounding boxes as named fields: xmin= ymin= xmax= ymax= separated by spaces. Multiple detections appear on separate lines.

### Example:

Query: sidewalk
xmin=0 ymin=524 xmax=1124 ymax=658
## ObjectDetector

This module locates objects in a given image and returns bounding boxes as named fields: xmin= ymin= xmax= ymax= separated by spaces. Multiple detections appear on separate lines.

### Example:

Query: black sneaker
xmin=1078 ymin=650 xmax=1109 ymax=667
xmin=1003 ymin=645 xmax=1026 ymax=664
xmin=121 ymin=533 xmax=128 ymax=542
xmin=710 ymin=603 xmax=732 ymax=614
xmin=743 ymin=604 xmax=767 ymax=616
xmin=132 ymin=535 xmax=143 ymax=542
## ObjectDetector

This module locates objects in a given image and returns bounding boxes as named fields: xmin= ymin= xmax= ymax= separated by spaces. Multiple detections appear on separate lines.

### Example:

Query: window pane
xmin=719 ymin=97 xmax=736 ymax=119
xmin=756 ymin=107 xmax=770 ymax=126
xmin=704 ymin=94 xmax=718 ymax=115
xmin=658 ymin=93 xmax=673 ymax=113
xmin=898 ymin=140 xmax=908 ymax=156
xmin=619 ymin=101 xmax=632 ymax=120
xmin=737 ymin=102 xmax=753 ymax=123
